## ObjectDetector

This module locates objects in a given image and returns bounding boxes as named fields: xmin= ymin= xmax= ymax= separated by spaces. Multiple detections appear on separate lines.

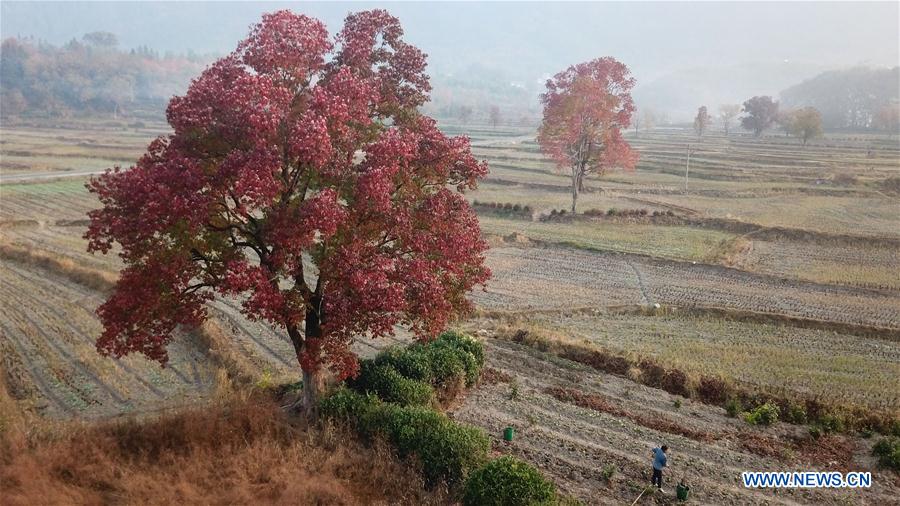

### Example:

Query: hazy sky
xmin=3 ymin=1 xmax=898 ymax=82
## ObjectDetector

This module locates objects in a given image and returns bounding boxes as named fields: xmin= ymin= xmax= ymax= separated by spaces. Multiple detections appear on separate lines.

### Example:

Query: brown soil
xmin=450 ymin=337 xmax=900 ymax=505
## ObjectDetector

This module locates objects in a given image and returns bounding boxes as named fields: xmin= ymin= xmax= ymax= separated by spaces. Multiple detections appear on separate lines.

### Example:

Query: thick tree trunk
xmin=301 ymin=367 xmax=323 ymax=412
xmin=301 ymin=305 xmax=323 ymax=412
xmin=285 ymin=305 xmax=325 ymax=414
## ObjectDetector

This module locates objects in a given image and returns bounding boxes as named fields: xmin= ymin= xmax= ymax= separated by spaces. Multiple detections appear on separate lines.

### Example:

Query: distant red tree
xmin=538 ymin=57 xmax=638 ymax=213
xmin=85 ymin=10 xmax=490 ymax=409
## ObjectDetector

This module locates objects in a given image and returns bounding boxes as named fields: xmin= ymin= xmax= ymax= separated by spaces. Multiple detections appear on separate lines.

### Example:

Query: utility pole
xmin=684 ymin=144 xmax=696 ymax=192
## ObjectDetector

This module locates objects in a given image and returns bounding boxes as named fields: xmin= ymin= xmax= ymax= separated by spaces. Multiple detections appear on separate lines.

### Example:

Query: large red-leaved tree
xmin=85 ymin=9 xmax=490 ymax=409
xmin=537 ymin=57 xmax=638 ymax=213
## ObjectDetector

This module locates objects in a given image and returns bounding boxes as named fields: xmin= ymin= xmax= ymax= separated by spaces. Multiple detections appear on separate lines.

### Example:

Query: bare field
xmin=467 ymin=312 xmax=900 ymax=411
xmin=451 ymin=337 xmax=900 ymax=505
xmin=646 ymin=193 xmax=900 ymax=238
xmin=0 ymin=119 xmax=168 ymax=176
xmin=0 ymin=260 xmax=215 ymax=418
xmin=746 ymin=239 xmax=900 ymax=290
xmin=478 ymin=245 xmax=900 ymax=329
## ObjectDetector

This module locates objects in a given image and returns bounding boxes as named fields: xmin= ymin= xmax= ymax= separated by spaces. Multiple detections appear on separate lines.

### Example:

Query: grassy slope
xmin=0 ymin=391 xmax=446 ymax=506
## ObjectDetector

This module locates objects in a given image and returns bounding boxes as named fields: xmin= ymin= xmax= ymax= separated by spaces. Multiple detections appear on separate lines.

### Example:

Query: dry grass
xmin=0 ymin=391 xmax=447 ymax=506
xmin=0 ymin=241 xmax=116 ymax=291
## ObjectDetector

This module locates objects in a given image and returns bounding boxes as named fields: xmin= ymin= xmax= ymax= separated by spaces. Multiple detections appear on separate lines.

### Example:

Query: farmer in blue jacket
xmin=651 ymin=445 xmax=668 ymax=491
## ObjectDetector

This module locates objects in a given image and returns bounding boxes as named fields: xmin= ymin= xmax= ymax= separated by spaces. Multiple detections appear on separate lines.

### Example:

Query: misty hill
xmin=633 ymin=61 xmax=830 ymax=122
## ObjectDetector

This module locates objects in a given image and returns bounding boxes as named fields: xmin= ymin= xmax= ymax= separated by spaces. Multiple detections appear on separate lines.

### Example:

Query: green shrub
xmin=437 ymin=331 xmax=485 ymax=368
xmin=425 ymin=344 xmax=467 ymax=387
xmin=744 ymin=402 xmax=780 ymax=426
xmin=783 ymin=403 xmax=808 ymax=424
xmin=600 ymin=464 xmax=616 ymax=482
xmin=463 ymin=456 xmax=556 ymax=506
xmin=319 ymin=386 xmax=380 ymax=421
xmin=436 ymin=331 xmax=485 ymax=385
xmin=375 ymin=345 xmax=434 ymax=383
xmin=321 ymin=390 xmax=489 ymax=486
xmin=725 ymin=398 xmax=742 ymax=418
xmin=872 ymin=437 xmax=900 ymax=470
xmin=816 ymin=413 xmax=845 ymax=434
xmin=384 ymin=405 xmax=490 ymax=487
xmin=349 ymin=361 xmax=434 ymax=406
xmin=372 ymin=331 xmax=485 ymax=389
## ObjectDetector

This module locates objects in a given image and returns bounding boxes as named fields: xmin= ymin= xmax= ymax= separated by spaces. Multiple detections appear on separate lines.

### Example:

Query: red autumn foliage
xmin=85 ymin=9 xmax=490 ymax=407
xmin=537 ymin=57 xmax=638 ymax=213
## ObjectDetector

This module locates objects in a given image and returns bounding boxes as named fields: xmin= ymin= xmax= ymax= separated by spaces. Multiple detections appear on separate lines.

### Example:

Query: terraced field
xmin=452 ymin=337 xmax=900 ymax=505
xmin=1 ymin=120 xmax=898 ymax=503
xmin=0 ymin=119 xmax=168 ymax=178
xmin=479 ymin=245 xmax=900 ymax=329
xmin=0 ymin=260 xmax=214 ymax=419
xmin=466 ymin=312 xmax=900 ymax=411
xmin=747 ymin=240 xmax=900 ymax=290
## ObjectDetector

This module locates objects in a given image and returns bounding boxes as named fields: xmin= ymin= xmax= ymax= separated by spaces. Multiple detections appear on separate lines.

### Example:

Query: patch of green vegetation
xmin=2 ymin=178 xmax=90 ymax=196
xmin=743 ymin=402 xmax=780 ymax=426
xmin=349 ymin=362 xmax=435 ymax=406
xmin=479 ymin=215 xmax=734 ymax=261
xmin=872 ymin=437 xmax=900 ymax=470
xmin=463 ymin=455 xmax=556 ymax=506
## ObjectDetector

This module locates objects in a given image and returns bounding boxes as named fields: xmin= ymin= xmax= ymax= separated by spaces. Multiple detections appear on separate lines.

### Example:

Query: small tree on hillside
xmin=786 ymin=107 xmax=824 ymax=146
xmin=85 ymin=10 xmax=491 ymax=410
xmin=693 ymin=106 xmax=710 ymax=137
xmin=633 ymin=106 xmax=656 ymax=135
xmin=719 ymin=104 xmax=740 ymax=136
xmin=538 ymin=57 xmax=638 ymax=214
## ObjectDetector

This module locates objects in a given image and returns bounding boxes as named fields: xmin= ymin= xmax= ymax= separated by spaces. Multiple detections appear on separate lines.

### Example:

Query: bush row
xmin=323 ymin=331 xmax=559 ymax=504
xmin=348 ymin=331 xmax=485 ymax=405
xmin=504 ymin=328 xmax=900 ymax=437
xmin=472 ymin=200 xmax=534 ymax=217
xmin=584 ymin=208 xmax=676 ymax=218
xmin=540 ymin=207 xmax=677 ymax=221
xmin=321 ymin=388 xmax=489 ymax=487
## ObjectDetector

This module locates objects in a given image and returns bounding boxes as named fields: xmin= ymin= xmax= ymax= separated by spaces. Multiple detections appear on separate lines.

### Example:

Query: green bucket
xmin=676 ymin=482 xmax=690 ymax=501
xmin=503 ymin=427 xmax=515 ymax=441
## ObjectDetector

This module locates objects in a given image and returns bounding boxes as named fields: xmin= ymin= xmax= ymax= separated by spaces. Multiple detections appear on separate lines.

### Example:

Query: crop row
xmin=0 ymin=259 xmax=214 ymax=418
xmin=477 ymin=245 xmax=900 ymax=329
